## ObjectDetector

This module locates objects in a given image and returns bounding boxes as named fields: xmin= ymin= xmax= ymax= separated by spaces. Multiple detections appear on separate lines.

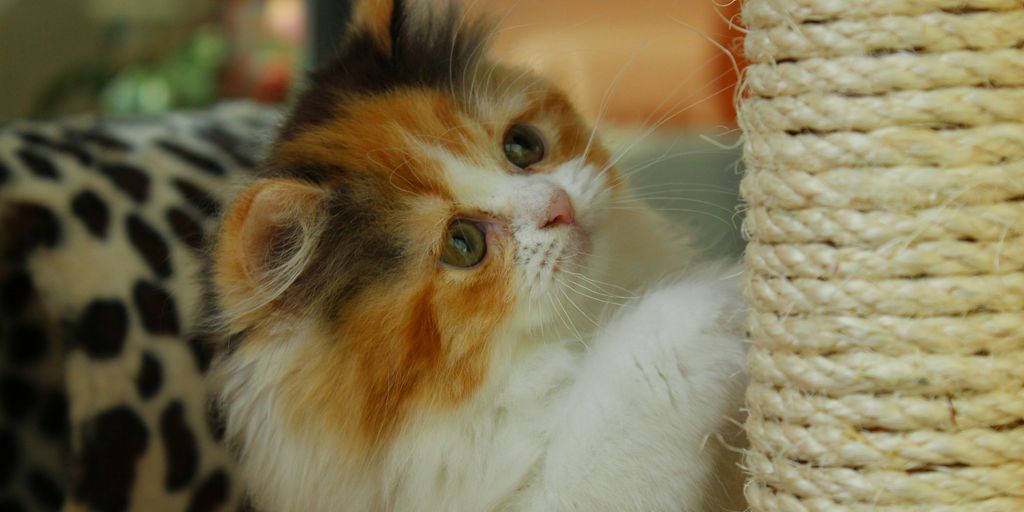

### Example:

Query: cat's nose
xmin=540 ymin=188 xmax=575 ymax=229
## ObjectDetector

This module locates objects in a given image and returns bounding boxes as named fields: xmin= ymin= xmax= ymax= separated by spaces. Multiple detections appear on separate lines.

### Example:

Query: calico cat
xmin=207 ymin=0 xmax=747 ymax=510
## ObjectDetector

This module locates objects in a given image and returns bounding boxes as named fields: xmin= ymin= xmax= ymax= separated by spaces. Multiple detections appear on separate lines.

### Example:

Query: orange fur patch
xmin=283 ymin=238 xmax=514 ymax=451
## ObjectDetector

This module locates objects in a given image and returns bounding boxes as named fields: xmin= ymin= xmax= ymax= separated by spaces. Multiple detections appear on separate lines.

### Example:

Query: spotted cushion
xmin=0 ymin=103 xmax=281 ymax=512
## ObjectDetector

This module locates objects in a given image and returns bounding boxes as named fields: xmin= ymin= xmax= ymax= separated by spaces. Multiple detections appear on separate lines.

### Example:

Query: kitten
xmin=207 ymin=0 xmax=747 ymax=510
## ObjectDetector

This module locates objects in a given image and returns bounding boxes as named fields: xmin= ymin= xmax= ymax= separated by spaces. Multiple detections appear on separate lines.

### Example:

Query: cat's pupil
xmin=503 ymin=124 xmax=545 ymax=169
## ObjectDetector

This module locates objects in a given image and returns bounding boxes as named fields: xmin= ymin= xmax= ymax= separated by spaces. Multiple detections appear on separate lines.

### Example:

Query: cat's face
xmin=213 ymin=0 xmax=621 ymax=445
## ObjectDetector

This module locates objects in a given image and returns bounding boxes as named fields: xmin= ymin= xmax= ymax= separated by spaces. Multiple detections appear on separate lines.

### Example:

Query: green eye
xmin=441 ymin=220 xmax=487 ymax=268
xmin=503 ymin=123 xmax=546 ymax=169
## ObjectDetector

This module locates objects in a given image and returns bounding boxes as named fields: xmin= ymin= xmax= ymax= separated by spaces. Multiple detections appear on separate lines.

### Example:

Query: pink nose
xmin=541 ymin=189 xmax=575 ymax=229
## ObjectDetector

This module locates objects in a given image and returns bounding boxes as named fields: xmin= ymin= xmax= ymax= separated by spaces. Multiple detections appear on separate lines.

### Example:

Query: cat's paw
xmin=577 ymin=268 xmax=747 ymax=410
xmin=602 ymin=271 xmax=744 ymax=363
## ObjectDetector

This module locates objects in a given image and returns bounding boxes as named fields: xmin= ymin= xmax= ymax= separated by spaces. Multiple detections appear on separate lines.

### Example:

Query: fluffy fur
xmin=207 ymin=1 xmax=747 ymax=510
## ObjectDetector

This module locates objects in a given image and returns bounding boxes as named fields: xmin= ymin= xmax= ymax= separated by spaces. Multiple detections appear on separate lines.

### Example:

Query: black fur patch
xmin=0 ymin=374 xmax=37 ymax=421
xmin=127 ymin=215 xmax=173 ymax=278
xmin=75 ymin=300 xmax=129 ymax=359
xmin=74 ymin=407 xmax=149 ymax=512
xmin=71 ymin=190 xmax=110 ymax=238
xmin=27 ymin=469 xmax=64 ymax=510
xmin=173 ymin=179 xmax=221 ymax=217
xmin=99 ymin=163 xmax=150 ymax=203
xmin=9 ymin=323 xmax=47 ymax=364
xmin=167 ymin=208 xmax=205 ymax=250
xmin=157 ymin=140 xmax=226 ymax=176
xmin=281 ymin=1 xmax=491 ymax=138
xmin=136 ymin=352 xmax=163 ymax=400
xmin=15 ymin=148 xmax=60 ymax=179
xmin=292 ymin=182 xmax=405 ymax=316
xmin=188 ymin=470 xmax=229 ymax=512
xmin=161 ymin=401 xmax=199 ymax=491
xmin=132 ymin=280 xmax=180 ymax=336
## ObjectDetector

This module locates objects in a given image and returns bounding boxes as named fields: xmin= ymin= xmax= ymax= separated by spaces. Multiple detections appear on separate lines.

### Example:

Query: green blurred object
xmin=33 ymin=24 xmax=228 ymax=117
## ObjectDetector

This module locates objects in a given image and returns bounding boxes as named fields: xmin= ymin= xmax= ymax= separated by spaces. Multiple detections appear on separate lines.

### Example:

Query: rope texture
xmin=739 ymin=1 xmax=1024 ymax=510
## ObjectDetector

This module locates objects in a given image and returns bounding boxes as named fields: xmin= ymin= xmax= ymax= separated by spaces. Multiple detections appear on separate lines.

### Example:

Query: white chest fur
xmin=221 ymin=269 xmax=746 ymax=512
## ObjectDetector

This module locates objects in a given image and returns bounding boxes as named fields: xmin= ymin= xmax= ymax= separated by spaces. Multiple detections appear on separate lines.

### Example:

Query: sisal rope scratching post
xmin=737 ymin=0 xmax=1024 ymax=510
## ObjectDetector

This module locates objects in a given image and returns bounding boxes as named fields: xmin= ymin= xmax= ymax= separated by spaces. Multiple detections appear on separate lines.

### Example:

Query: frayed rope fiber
xmin=737 ymin=0 xmax=1024 ymax=510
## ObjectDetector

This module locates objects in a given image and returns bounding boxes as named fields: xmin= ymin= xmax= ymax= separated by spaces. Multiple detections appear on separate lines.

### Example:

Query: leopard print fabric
xmin=0 ymin=103 xmax=281 ymax=512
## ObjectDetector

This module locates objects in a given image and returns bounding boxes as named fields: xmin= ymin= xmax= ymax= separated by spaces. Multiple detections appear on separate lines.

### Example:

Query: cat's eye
xmin=441 ymin=220 xmax=487 ymax=268
xmin=503 ymin=123 xmax=546 ymax=169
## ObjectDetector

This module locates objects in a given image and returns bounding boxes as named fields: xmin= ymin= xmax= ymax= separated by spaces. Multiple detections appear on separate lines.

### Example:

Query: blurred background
xmin=0 ymin=0 xmax=745 ymax=256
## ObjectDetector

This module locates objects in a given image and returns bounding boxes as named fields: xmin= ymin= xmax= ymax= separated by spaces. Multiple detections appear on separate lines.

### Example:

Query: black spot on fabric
xmin=167 ymin=208 xmax=205 ymax=250
xmin=18 ymin=131 xmax=92 ymax=166
xmin=15 ymin=148 xmax=59 ymax=179
xmin=1 ymin=374 xmax=37 ymax=421
xmin=188 ymin=336 xmax=214 ymax=373
xmin=237 ymin=495 xmax=256 ymax=512
xmin=1 ymin=270 xmax=34 ymax=314
xmin=172 ymin=179 xmax=220 ymax=217
xmin=205 ymin=398 xmax=226 ymax=442
xmin=0 ymin=498 xmax=25 ymax=512
xmin=27 ymin=469 xmax=64 ymax=510
xmin=98 ymin=163 xmax=149 ymax=203
xmin=9 ymin=323 xmax=47 ymax=364
xmin=74 ymin=406 xmax=148 ymax=512
xmin=37 ymin=390 xmax=69 ymax=441
xmin=0 ymin=158 xmax=10 ymax=185
xmin=75 ymin=300 xmax=128 ymax=359
xmin=2 ymin=203 xmax=61 ymax=260
xmin=157 ymin=140 xmax=225 ymax=176
xmin=64 ymin=129 xmax=132 ymax=151
xmin=187 ymin=470 xmax=229 ymax=512
xmin=126 ymin=215 xmax=172 ymax=278
xmin=198 ymin=125 xmax=256 ymax=168
xmin=17 ymin=131 xmax=51 ymax=146
xmin=136 ymin=352 xmax=162 ymax=400
xmin=161 ymin=401 xmax=198 ymax=491
xmin=132 ymin=281 xmax=180 ymax=336
xmin=0 ymin=428 xmax=17 ymax=486
xmin=71 ymin=190 xmax=110 ymax=238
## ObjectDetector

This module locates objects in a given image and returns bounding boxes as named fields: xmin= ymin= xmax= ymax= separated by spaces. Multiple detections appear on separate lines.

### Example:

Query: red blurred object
xmin=218 ymin=0 xmax=305 ymax=103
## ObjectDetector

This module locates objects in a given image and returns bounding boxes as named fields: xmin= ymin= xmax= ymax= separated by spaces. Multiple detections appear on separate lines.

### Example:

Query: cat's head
xmin=212 ymin=0 xmax=646 ymax=446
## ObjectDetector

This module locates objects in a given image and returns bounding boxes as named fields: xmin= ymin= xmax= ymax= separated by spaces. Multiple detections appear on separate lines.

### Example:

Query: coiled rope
xmin=738 ymin=0 xmax=1024 ymax=509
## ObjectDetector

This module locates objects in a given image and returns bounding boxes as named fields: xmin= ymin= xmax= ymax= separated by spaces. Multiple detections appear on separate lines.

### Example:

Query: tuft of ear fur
xmin=350 ymin=0 xmax=404 ymax=58
xmin=214 ymin=179 xmax=327 ymax=320
xmin=277 ymin=0 xmax=494 ymax=138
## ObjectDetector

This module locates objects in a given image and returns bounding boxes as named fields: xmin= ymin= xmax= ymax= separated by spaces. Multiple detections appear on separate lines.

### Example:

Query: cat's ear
xmin=214 ymin=179 xmax=327 ymax=311
xmin=350 ymin=0 xmax=405 ymax=57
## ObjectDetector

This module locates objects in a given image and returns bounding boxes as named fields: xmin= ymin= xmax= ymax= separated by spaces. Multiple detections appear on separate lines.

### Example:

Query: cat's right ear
xmin=349 ymin=0 xmax=405 ymax=57
xmin=214 ymin=179 xmax=327 ymax=314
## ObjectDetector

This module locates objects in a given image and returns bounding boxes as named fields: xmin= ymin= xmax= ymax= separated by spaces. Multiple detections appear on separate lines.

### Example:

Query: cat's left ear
xmin=350 ymin=0 xmax=405 ymax=57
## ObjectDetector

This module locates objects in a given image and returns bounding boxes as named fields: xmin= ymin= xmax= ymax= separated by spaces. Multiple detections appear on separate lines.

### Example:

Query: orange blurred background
xmin=477 ymin=0 xmax=743 ymax=128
